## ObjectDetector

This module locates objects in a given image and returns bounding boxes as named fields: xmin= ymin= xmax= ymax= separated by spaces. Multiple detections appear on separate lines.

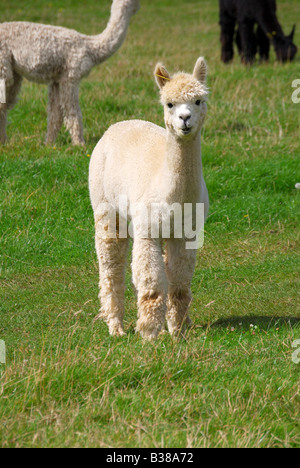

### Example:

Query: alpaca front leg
xmin=132 ymin=238 xmax=168 ymax=341
xmin=60 ymin=80 xmax=85 ymax=146
xmin=95 ymin=220 xmax=129 ymax=336
xmin=165 ymin=240 xmax=197 ymax=336
xmin=256 ymin=25 xmax=270 ymax=62
xmin=45 ymin=83 xmax=63 ymax=145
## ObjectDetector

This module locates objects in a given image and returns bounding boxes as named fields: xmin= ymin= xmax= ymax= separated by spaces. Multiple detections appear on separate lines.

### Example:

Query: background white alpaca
xmin=89 ymin=57 xmax=209 ymax=340
xmin=0 ymin=0 xmax=140 ymax=145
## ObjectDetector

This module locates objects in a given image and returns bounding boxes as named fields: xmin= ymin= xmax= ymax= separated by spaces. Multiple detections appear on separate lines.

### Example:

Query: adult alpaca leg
xmin=132 ymin=238 xmax=168 ymax=341
xmin=94 ymin=216 xmax=129 ymax=337
xmin=0 ymin=73 xmax=23 ymax=143
xmin=6 ymin=72 xmax=23 ymax=109
xmin=235 ymin=28 xmax=242 ymax=57
xmin=238 ymin=19 xmax=257 ymax=64
xmin=165 ymin=240 xmax=196 ymax=336
xmin=219 ymin=12 xmax=236 ymax=63
xmin=60 ymin=79 xmax=85 ymax=146
xmin=0 ymin=57 xmax=22 ymax=143
xmin=0 ymin=104 xmax=7 ymax=144
xmin=0 ymin=57 xmax=9 ymax=143
xmin=46 ymin=83 xmax=63 ymax=144
xmin=256 ymin=25 xmax=270 ymax=62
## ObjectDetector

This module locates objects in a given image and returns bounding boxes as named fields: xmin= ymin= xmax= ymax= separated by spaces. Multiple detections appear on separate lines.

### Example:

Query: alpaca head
xmin=275 ymin=25 xmax=297 ymax=62
xmin=113 ymin=0 xmax=141 ymax=16
xmin=155 ymin=57 xmax=208 ymax=139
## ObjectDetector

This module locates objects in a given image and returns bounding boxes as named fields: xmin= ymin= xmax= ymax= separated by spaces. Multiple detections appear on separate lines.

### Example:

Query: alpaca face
xmin=273 ymin=24 xmax=297 ymax=63
xmin=154 ymin=57 xmax=208 ymax=139
xmin=163 ymin=99 xmax=207 ymax=139
xmin=121 ymin=0 xmax=141 ymax=15
xmin=276 ymin=39 xmax=298 ymax=62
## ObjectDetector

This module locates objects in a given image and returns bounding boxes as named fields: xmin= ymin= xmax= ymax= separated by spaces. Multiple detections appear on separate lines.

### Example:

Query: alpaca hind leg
xmin=59 ymin=80 xmax=85 ymax=146
xmin=95 ymin=215 xmax=129 ymax=336
xmin=132 ymin=238 xmax=167 ymax=341
xmin=219 ymin=12 xmax=236 ymax=63
xmin=165 ymin=239 xmax=197 ymax=336
xmin=6 ymin=72 xmax=23 ymax=110
xmin=238 ymin=19 xmax=257 ymax=64
xmin=45 ymin=83 xmax=63 ymax=144
xmin=0 ymin=56 xmax=17 ymax=143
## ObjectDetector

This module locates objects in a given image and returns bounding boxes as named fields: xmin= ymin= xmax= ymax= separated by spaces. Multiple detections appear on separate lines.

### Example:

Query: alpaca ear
xmin=288 ymin=24 xmax=296 ymax=40
xmin=154 ymin=63 xmax=171 ymax=89
xmin=193 ymin=57 xmax=207 ymax=84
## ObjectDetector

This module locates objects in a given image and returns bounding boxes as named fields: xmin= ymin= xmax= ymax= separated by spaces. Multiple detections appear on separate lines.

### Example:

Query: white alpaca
xmin=0 ymin=0 xmax=140 ymax=145
xmin=89 ymin=57 xmax=209 ymax=340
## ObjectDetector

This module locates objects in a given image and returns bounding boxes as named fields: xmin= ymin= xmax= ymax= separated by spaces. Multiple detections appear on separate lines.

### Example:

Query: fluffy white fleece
xmin=89 ymin=57 xmax=209 ymax=340
xmin=0 ymin=0 xmax=140 ymax=145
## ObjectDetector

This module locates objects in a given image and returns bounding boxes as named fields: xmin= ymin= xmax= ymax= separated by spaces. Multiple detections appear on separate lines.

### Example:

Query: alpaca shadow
xmin=207 ymin=315 xmax=300 ymax=331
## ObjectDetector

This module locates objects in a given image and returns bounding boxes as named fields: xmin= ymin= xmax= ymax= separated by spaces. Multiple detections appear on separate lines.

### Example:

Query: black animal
xmin=219 ymin=0 xmax=297 ymax=64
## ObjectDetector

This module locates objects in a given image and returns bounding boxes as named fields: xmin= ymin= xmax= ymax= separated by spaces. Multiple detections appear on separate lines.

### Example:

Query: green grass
xmin=0 ymin=0 xmax=299 ymax=448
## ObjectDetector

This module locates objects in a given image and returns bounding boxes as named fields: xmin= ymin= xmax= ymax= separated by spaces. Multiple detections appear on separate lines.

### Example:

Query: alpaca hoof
xmin=72 ymin=139 xmax=85 ymax=147
xmin=45 ymin=137 xmax=56 ymax=146
xmin=110 ymin=326 xmax=126 ymax=337
xmin=135 ymin=320 xmax=162 ymax=341
xmin=108 ymin=320 xmax=126 ymax=337
xmin=167 ymin=315 xmax=193 ymax=336
xmin=185 ymin=315 xmax=193 ymax=326
xmin=138 ymin=329 xmax=159 ymax=341
xmin=94 ymin=313 xmax=125 ymax=337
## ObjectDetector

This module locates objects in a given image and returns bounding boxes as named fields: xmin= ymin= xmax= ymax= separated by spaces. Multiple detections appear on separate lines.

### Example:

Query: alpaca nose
xmin=179 ymin=113 xmax=191 ymax=124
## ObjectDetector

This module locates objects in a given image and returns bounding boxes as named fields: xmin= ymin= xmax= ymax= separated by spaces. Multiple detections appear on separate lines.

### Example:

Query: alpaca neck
xmin=260 ymin=12 xmax=285 ymax=41
xmin=88 ymin=3 xmax=133 ymax=65
xmin=163 ymin=130 xmax=203 ymax=204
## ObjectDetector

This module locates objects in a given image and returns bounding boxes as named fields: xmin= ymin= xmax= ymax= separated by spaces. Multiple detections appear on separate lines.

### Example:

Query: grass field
xmin=0 ymin=0 xmax=299 ymax=448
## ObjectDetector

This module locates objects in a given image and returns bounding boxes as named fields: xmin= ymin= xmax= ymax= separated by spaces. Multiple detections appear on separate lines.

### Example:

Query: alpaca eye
xmin=195 ymin=100 xmax=201 ymax=106
xmin=167 ymin=103 xmax=173 ymax=109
